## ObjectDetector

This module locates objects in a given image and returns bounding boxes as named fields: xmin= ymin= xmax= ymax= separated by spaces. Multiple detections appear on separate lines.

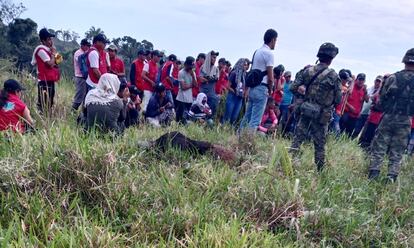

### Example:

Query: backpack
xmin=245 ymin=50 xmax=267 ymax=88
xmin=78 ymin=52 xmax=89 ymax=79
xmin=380 ymin=71 xmax=414 ymax=115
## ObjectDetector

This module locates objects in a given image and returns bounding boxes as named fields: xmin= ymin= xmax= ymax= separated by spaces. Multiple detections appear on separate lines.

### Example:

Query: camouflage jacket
xmin=290 ymin=63 xmax=342 ymax=109
xmin=378 ymin=69 xmax=414 ymax=116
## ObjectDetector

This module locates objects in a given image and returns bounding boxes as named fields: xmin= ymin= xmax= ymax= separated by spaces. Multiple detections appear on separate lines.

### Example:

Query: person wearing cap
xmin=339 ymin=73 xmax=369 ymax=138
xmin=279 ymin=70 xmax=294 ymax=135
xmin=353 ymin=75 xmax=384 ymax=138
xmin=368 ymin=48 xmax=414 ymax=183
xmin=215 ymin=58 xmax=229 ymax=96
xmin=145 ymin=83 xmax=174 ymax=128
xmin=330 ymin=69 xmax=353 ymax=136
xmin=358 ymin=75 xmax=386 ymax=150
xmin=289 ymin=42 xmax=342 ymax=172
xmin=240 ymin=29 xmax=277 ymax=133
xmin=130 ymin=49 xmax=148 ymax=99
xmin=160 ymin=54 xmax=179 ymax=107
xmin=199 ymin=51 xmax=220 ymax=118
xmin=125 ymin=85 xmax=142 ymax=128
xmin=107 ymin=44 xmax=126 ymax=81
xmin=176 ymin=56 xmax=197 ymax=124
xmin=72 ymin=38 xmax=91 ymax=111
xmin=86 ymin=34 xmax=110 ymax=90
xmin=31 ymin=28 xmax=60 ymax=113
xmin=0 ymin=79 xmax=34 ymax=133
xmin=193 ymin=53 xmax=206 ymax=98
xmin=141 ymin=50 xmax=162 ymax=112
xmin=171 ymin=59 xmax=182 ymax=99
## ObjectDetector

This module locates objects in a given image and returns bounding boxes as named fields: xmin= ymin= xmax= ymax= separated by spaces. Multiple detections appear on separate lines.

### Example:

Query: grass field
xmin=0 ymin=63 xmax=413 ymax=247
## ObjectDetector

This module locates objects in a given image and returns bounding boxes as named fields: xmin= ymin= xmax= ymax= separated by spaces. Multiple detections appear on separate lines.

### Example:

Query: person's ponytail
xmin=0 ymin=89 xmax=9 ymax=109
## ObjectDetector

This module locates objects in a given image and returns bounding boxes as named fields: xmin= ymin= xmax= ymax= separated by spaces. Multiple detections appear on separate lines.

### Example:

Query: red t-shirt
xmin=335 ymin=84 xmax=349 ymax=115
xmin=133 ymin=59 xmax=146 ymax=91
xmin=193 ymin=61 xmax=203 ymax=97
xmin=110 ymin=57 xmax=125 ymax=75
xmin=215 ymin=69 xmax=229 ymax=95
xmin=345 ymin=84 xmax=366 ymax=118
xmin=0 ymin=93 xmax=26 ymax=133
xmin=272 ymin=77 xmax=286 ymax=105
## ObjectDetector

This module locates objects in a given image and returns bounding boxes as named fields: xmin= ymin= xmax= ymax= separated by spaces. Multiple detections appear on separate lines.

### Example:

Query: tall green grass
xmin=0 ymin=65 xmax=413 ymax=247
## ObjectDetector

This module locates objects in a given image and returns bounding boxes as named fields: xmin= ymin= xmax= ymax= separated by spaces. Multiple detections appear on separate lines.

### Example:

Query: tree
xmin=0 ymin=0 xmax=26 ymax=24
xmin=7 ymin=18 xmax=38 ymax=69
xmin=71 ymin=31 xmax=80 ymax=42
xmin=85 ymin=26 xmax=104 ymax=40
xmin=62 ymin=30 xmax=72 ymax=42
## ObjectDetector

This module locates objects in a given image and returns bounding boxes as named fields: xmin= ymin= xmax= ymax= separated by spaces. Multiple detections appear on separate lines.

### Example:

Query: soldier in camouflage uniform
xmin=368 ymin=48 xmax=414 ymax=182
xmin=289 ymin=43 xmax=342 ymax=172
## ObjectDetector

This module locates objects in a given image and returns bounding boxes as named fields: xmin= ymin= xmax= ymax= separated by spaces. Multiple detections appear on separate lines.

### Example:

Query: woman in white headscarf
xmin=188 ymin=92 xmax=213 ymax=127
xmin=85 ymin=73 xmax=126 ymax=134
xmin=199 ymin=51 xmax=219 ymax=117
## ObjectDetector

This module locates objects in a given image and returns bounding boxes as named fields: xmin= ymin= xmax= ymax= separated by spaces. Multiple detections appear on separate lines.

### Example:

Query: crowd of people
xmin=1 ymin=27 xmax=414 ymax=183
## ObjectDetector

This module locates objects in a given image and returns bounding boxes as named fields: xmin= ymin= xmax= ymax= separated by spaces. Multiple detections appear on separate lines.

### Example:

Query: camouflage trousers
xmin=290 ymin=116 xmax=328 ymax=168
xmin=369 ymin=114 xmax=411 ymax=176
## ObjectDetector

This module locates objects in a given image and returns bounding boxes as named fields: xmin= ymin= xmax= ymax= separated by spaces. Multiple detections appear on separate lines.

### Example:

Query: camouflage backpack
xmin=380 ymin=70 xmax=414 ymax=116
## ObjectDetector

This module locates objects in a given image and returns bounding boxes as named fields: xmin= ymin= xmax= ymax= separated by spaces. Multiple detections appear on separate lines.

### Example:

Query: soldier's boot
xmin=385 ymin=174 xmax=398 ymax=184
xmin=316 ymin=160 xmax=325 ymax=173
xmin=368 ymin=170 xmax=380 ymax=180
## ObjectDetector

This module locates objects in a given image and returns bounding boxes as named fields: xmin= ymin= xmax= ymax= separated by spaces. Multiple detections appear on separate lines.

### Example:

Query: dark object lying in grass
xmin=139 ymin=131 xmax=238 ymax=164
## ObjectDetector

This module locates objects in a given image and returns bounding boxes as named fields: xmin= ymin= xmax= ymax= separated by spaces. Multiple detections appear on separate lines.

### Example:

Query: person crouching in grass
xmin=0 ymin=79 xmax=34 ymax=134
xmin=258 ymin=97 xmax=279 ymax=136
xmin=145 ymin=83 xmax=175 ymax=128
xmin=85 ymin=73 xmax=126 ymax=135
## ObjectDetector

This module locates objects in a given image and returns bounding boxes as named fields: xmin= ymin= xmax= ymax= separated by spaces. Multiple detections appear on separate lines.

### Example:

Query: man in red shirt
xmin=160 ymin=54 xmax=179 ymax=107
xmin=340 ymin=73 xmax=369 ymax=137
xmin=193 ymin=53 xmax=206 ymax=98
xmin=141 ymin=50 xmax=162 ymax=111
xmin=215 ymin=58 xmax=229 ymax=96
xmin=107 ymin=44 xmax=126 ymax=83
xmin=130 ymin=49 xmax=149 ymax=95
xmin=31 ymin=28 xmax=60 ymax=113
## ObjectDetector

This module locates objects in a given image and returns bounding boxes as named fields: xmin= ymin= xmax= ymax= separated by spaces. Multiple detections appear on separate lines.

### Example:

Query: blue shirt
xmin=281 ymin=81 xmax=293 ymax=106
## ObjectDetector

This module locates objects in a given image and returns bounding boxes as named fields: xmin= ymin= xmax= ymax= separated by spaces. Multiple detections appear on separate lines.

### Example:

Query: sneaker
xmin=368 ymin=170 xmax=380 ymax=180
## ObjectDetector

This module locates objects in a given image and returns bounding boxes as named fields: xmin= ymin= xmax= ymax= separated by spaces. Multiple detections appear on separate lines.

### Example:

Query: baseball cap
xmin=80 ymin=38 xmax=91 ymax=46
xmin=155 ymin=83 xmax=166 ymax=93
xmin=357 ymin=73 xmax=366 ymax=81
xmin=168 ymin=54 xmax=177 ymax=62
xmin=184 ymin=56 xmax=195 ymax=66
xmin=4 ymin=79 xmax=25 ymax=92
xmin=93 ymin=34 xmax=110 ymax=44
xmin=210 ymin=51 xmax=219 ymax=56
xmin=218 ymin=58 xmax=226 ymax=64
xmin=284 ymin=71 xmax=292 ymax=77
xmin=107 ymin=44 xmax=118 ymax=51
xmin=128 ymin=85 xmax=140 ymax=95
xmin=39 ymin=28 xmax=55 ymax=41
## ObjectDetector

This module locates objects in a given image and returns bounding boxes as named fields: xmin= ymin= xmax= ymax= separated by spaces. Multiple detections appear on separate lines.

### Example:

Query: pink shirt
xmin=258 ymin=109 xmax=278 ymax=132
xmin=73 ymin=48 xmax=84 ymax=77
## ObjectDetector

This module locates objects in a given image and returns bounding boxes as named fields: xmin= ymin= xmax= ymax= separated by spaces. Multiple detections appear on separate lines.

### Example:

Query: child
xmin=258 ymin=97 xmax=279 ymax=135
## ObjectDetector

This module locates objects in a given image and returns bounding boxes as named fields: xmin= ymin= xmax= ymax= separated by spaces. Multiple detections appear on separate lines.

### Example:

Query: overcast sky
xmin=20 ymin=0 xmax=413 ymax=85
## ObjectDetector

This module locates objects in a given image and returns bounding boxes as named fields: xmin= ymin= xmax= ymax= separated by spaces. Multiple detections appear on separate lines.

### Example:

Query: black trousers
xmin=37 ymin=81 xmax=55 ymax=113
xmin=176 ymin=101 xmax=192 ymax=124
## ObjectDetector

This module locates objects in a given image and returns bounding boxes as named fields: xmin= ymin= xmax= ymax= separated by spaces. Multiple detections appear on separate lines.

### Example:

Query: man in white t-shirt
xmin=176 ymin=56 xmax=197 ymax=123
xmin=240 ymin=29 xmax=277 ymax=133
xmin=72 ymin=38 xmax=91 ymax=110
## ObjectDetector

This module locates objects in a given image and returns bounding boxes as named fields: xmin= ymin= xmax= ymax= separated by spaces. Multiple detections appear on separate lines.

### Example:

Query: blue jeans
xmin=240 ymin=85 xmax=268 ymax=132
xmin=223 ymin=92 xmax=243 ymax=125
xmin=330 ymin=112 xmax=341 ymax=136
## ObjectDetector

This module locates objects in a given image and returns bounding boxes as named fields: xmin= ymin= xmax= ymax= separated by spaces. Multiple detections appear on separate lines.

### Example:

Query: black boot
xmin=368 ymin=170 xmax=380 ymax=180
xmin=316 ymin=162 xmax=325 ymax=173
xmin=385 ymin=174 xmax=398 ymax=184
